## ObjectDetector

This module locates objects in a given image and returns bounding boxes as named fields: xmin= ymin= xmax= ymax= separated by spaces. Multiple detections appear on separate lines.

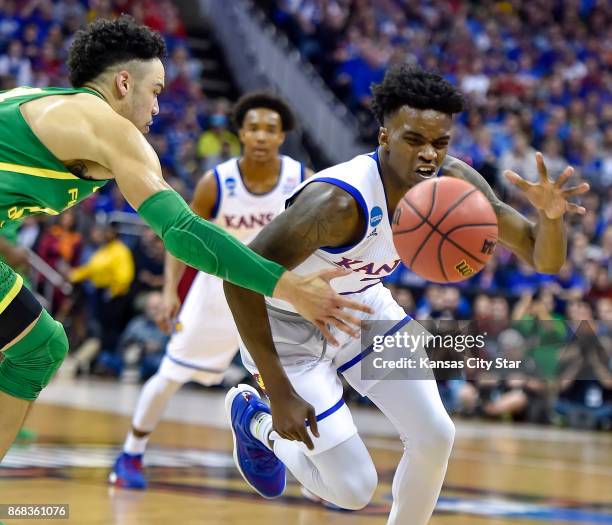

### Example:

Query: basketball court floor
xmin=1 ymin=378 xmax=611 ymax=525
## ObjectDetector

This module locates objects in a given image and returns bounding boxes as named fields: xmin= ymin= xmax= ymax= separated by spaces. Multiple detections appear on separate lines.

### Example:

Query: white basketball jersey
xmin=268 ymin=149 xmax=402 ymax=313
xmin=212 ymin=155 xmax=305 ymax=242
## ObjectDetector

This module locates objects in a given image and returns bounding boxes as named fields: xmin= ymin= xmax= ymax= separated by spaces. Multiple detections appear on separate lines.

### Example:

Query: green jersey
xmin=0 ymin=86 xmax=109 ymax=231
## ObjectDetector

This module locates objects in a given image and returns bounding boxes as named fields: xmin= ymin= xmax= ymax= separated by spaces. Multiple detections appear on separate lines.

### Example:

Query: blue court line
xmin=437 ymin=496 xmax=612 ymax=523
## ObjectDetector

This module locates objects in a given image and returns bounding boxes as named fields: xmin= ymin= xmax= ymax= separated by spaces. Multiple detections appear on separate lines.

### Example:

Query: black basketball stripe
xmin=440 ymin=223 xmax=498 ymax=266
xmin=396 ymin=178 xmax=438 ymax=233
xmin=407 ymin=188 xmax=478 ymax=268
xmin=437 ymin=223 xmax=498 ymax=281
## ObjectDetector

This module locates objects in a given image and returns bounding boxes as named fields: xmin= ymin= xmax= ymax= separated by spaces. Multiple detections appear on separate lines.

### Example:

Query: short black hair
xmin=231 ymin=91 xmax=296 ymax=131
xmin=68 ymin=15 xmax=166 ymax=87
xmin=371 ymin=66 xmax=466 ymax=125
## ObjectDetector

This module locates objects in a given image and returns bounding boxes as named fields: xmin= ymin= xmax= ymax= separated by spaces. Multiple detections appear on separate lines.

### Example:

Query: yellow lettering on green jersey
xmin=8 ymin=204 xmax=60 ymax=220
xmin=67 ymin=188 xmax=78 ymax=205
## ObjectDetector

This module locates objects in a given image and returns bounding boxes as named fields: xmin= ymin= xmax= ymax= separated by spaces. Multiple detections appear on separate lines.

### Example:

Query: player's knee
xmin=333 ymin=461 xmax=378 ymax=510
xmin=416 ymin=413 xmax=455 ymax=464
xmin=0 ymin=317 xmax=68 ymax=401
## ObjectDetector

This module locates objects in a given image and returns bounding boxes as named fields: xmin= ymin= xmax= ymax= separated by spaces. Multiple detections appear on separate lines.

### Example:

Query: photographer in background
xmin=555 ymin=302 xmax=612 ymax=430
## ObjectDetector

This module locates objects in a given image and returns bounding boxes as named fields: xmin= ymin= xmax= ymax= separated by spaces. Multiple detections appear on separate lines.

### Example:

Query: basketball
xmin=392 ymin=176 xmax=498 ymax=283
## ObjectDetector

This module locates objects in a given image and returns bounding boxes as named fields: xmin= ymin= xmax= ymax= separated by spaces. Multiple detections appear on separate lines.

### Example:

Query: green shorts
xmin=0 ymin=260 xmax=43 ymax=348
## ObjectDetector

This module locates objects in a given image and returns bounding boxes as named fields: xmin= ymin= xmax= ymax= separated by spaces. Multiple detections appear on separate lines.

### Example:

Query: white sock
xmin=123 ymin=432 xmax=149 ymax=455
xmin=249 ymin=412 xmax=273 ymax=450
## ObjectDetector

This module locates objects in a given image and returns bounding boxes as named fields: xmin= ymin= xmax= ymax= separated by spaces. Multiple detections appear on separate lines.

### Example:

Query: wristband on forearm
xmin=138 ymin=190 xmax=285 ymax=296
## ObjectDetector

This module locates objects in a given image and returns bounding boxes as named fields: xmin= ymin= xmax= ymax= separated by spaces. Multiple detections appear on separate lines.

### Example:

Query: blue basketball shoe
xmin=109 ymin=452 xmax=147 ymax=489
xmin=225 ymin=384 xmax=286 ymax=499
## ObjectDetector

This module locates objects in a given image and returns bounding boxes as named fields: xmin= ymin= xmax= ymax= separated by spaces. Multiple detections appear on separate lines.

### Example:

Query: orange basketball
xmin=392 ymin=176 xmax=498 ymax=283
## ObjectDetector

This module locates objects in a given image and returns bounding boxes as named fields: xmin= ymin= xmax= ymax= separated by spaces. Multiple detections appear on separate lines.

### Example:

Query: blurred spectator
xmin=269 ymin=0 xmax=609 ymax=187
xmin=0 ymin=40 xmax=32 ymax=85
xmin=197 ymin=113 xmax=241 ymax=170
xmin=70 ymin=223 xmax=135 ymax=370
xmin=556 ymin=306 xmax=612 ymax=430
xmin=53 ymin=0 xmax=86 ymax=26
xmin=540 ymin=138 xmax=569 ymax=179
xmin=70 ymin=222 xmax=134 ymax=299
xmin=477 ymin=328 xmax=551 ymax=423
xmin=37 ymin=209 xmax=82 ymax=275
xmin=512 ymin=287 xmax=567 ymax=380
xmin=498 ymin=134 xmax=538 ymax=192
xmin=131 ymin=228 xmax=165 ymax=295
xmin=116 ymin=291 xmax=169 ymax=381
xmin=36 ymin=209 xmax=82 ymax=315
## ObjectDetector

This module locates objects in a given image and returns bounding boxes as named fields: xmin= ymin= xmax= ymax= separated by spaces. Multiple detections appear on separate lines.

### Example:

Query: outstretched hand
xmin=505 ymin=152 xmax=590 ymax=219
xmin=273 ymin=267 xmax=374 ymax=346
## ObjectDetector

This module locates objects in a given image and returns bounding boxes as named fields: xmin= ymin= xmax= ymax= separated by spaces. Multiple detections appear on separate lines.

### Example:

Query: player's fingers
xmin=307 ymin=406 xmax=319 ymax=438
xmin=554 ymin=165 xmax=574 ymax=187
xmin=316 ymin=267 xmax=351 ymax=283
xmin=316 ymin=321 xmax=339 ymax=346
xmin=566 ymin=203 xmax=586 ymax=215
xmin=330 ymin=307 xmax=361 ymax=328
xmin=298 ymin=424 xmax=315 ymax=450
xmin=561 ymin=182 xmax=590 ymax=197
xmin=535 ymin=151 xmax=549 ymax=182
xmin=325 ymin=315 xmax=359 ymax=338
xmin=504 ymin=170 xmax=531 ymax=192
xmin=334 ymin=296 xmax=374 ymax=315
xmin=278 ymin=430 xmax=295 ymax=441
xmin=273 ymin=425 xmax=295 ymax=441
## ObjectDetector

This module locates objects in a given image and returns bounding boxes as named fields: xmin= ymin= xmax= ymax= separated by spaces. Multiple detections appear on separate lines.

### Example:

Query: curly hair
xmin=371 ymin=66 xmax=466 ymax=125
xmin=231 ymin=91 xmax=296 ymax=131
xmin=68 ymin=15 xmax=166 ymax=87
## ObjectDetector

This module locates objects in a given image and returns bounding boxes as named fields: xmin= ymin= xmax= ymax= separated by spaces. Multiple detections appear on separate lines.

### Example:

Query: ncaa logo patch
xmin=370 ymin=206 xmax=383 ymax=227
xmin=225 ymin=177 xmax=237 ymax=196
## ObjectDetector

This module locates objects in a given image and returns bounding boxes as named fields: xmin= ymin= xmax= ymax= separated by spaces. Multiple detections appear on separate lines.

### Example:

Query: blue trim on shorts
xmin=210 ymin=168 xmax=222 ymax=219
xmin=300 ymin=163 xmax=306 ymax=182
xmin=336 ymin=315 xmax=413 ymax=373
xmin=165 ymin=352 xmax=225 ymax=374
xmin=305 ymin=397 xmax=345 ymax=426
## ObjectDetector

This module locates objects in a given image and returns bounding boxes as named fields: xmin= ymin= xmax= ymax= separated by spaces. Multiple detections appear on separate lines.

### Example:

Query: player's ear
xmin=379 ymin=127 xmax=389 ymax=150
xmin=114 ymin=70 xmax=130 ymax=98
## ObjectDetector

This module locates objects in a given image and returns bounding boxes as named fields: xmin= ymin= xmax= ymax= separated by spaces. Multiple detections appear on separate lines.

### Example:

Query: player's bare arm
xmin=224 ymin=183 xmax=368 ymax=448
xmin=23 ymin=91 xmax=370 ymax=337
xmin=160 ymin=170 xmax=218 ymax=331
xmin=442 ymin=153 xmax=589 ymax=273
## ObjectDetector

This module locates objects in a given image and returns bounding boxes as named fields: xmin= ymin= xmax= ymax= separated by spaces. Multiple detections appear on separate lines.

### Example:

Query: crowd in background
xmin=0 ymin=0 xmax=610 ymax=429
xmin=265 ymin=0 xmax=611 ymax=428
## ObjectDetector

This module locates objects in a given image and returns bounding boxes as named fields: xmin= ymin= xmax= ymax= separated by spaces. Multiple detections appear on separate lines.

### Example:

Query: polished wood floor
xmin=1 ymin=402 xmax=611 ymax=525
